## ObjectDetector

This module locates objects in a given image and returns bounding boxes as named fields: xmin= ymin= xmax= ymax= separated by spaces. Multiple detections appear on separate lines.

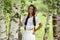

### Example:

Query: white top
xmin=22 ymin=15 xmax=41 ymax=30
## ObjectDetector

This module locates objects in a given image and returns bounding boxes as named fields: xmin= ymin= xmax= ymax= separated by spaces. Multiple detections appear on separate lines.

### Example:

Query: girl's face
xmin=28 ymin=6 xmax=34 ymax=14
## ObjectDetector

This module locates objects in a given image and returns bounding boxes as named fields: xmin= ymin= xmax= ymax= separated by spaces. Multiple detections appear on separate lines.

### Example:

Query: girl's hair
xmin=24 ymin=4 xmax=36 ymax=26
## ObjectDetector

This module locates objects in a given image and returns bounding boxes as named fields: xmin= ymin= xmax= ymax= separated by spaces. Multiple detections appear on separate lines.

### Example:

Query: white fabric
xmin=22 ymin=30 xmax=35 ymax=40
xmin=22 ymin=15 xmax=41 ymax=30
xmin=22 ymin=15 xmax=27 ymax=27
xmin=22 ymin=15 xmax=41 ymax=40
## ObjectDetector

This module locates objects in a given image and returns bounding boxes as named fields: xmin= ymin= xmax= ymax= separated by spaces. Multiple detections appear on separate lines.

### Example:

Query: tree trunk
xmin=9 ymin=0 xmax=22 ymax=40
xmin=0 ymin=0 xmax=7 ymax=40
xmin=52 ymin=10 xmax=58 ymax=40
xmin=57 ymin=0 xmax=60 ymax=40
xmin=43 ymin=12 xmax=51 ymax=40
xmin=43 ymin=0 xmax=52 ymax=40
xmin=52 ymin=0 xmax=60 ymax=40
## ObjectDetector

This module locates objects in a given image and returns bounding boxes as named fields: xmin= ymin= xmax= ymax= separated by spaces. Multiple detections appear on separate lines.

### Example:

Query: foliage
xmin=4 ymin=0 xmax=12 ymax=14
xmin=21 ymin=0 xmax=26 ymax=16
xmin=3 ymin=0 xmax=12 ymax=39
xmin=57 ymin=0 xmax=60 ymax=15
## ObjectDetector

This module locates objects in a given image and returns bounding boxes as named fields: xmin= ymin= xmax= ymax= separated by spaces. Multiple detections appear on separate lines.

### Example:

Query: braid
xmin=33 ymin=16 xmax=36 ymax=26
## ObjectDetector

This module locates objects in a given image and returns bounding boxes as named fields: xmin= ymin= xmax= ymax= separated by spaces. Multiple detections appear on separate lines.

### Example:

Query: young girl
xmin=19 ymin=4 xmax=43 ymax=40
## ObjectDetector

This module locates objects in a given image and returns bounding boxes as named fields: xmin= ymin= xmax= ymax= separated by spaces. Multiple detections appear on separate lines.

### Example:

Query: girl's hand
xmin=18 ymin=22 xmax=22 ymax=26
xmin=33 ymin=30 xmax=36 ymax=35
xmin=33 ymin=31 xmax=35 ymax=35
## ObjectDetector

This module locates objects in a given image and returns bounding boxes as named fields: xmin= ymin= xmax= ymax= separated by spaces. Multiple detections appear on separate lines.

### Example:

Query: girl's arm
xmin=18 ymin=15 xmax=22 ymax=26
xmin=34 ymin=23 xmax=43 ymax=32
xmin=19 ymin=15 xmax=27 ymax=27
xmin=33 ymin=23 xmax=43 ymax=34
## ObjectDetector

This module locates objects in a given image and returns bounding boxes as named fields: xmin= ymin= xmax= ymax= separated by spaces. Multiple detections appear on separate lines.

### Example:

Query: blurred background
xmin=0 ymin=0 xmax=60 ymax=40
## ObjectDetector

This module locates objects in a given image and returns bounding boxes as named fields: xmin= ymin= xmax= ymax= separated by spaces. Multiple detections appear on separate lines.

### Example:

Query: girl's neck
xmin=29 ymin=14 xmax=32 ymax=18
